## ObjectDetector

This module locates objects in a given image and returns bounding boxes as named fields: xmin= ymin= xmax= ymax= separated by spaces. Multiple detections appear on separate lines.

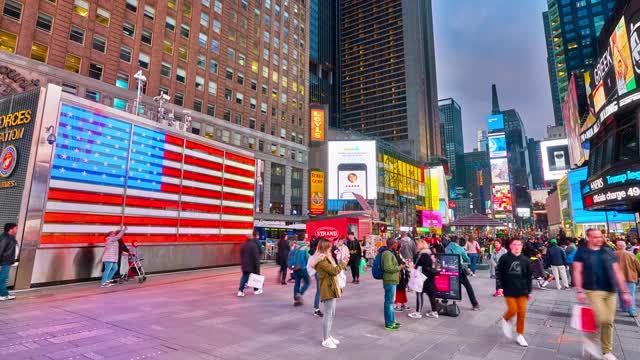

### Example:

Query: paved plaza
xmin=1 ymin=265 xmax=639 ymax=360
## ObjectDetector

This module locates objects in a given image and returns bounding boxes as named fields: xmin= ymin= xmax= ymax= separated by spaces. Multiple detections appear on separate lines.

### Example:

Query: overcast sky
xmin=433 ymin=0 xmax=554 ymax=151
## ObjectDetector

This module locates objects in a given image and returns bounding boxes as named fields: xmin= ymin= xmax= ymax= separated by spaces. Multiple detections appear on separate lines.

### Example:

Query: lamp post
xmin=133 ymin=70 xmax=147 ymax=116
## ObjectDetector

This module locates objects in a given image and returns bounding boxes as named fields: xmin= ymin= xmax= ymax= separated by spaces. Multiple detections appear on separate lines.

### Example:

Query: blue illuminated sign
xmin=569 ymin=168 xmax=635 ymax=224
xmin=487 ymin=114 xmax=504 ymax=131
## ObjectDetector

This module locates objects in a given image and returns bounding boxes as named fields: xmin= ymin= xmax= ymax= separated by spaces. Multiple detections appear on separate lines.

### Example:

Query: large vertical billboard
xmin=563 ymin=74 xmax=587 ymax=167
xmin=309 ymin=170 xmax=325 ymax=215
xmin=540 ymin=138 xmax=570 ymax=180
xmin=487 ymin=114 xmax=504 ymax=131
xmin=488 ymin=134 xmax=506 ymax=158
xmin=490 ymin=158 xmax=509 ymax=183
xmin=492 ymin=185 xmax=513 ymax=212
xmin=309 ymin=104 xmax=326 ymax=143
xmin=327 ymin=141 xmax=377 ymax=200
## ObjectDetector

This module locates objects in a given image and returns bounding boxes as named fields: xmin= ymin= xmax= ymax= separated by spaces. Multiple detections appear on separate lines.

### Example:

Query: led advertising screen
xmin=433 ymin=254 xmax=462 ymax=301
xmin=569 ymin=168 xmax=635 ymax=223
xmin=611 ymin=17 xmax=636 ymax=97
xmin=563 ymin=74 xmax=588 ymax=167
xmin=540 ymin=139 xmax=570 ymax=180
xmin=328 ymin=141 xmax=377 ymax=200
xmin=490 ymin=158 xmax=509 ymax=183
xmin=488 ymin=134 xmax=507 ymax=158
xmin=492 ymin=184 xmax=512 ymax=212
xmin=487 ymin=114 xmax=504 ymax=131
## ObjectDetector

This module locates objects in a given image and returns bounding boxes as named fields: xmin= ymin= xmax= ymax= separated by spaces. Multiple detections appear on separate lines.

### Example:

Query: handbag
xmin=359 ymin=258 xmax=367 ymax=274
xmin=570 ymin=305 xmax=597 ymax=333
xmin=247 ymin=273 xmax=265 ymax=289
xmin=337 ymin=271 xmax=347 ymax=289
xmin=408 ymin=267 xmax=427 ymax=293
xmin=436 ymin=301 xmax=460 ymax=317
xmin=306 ymin=255 xmax=317 ymax=277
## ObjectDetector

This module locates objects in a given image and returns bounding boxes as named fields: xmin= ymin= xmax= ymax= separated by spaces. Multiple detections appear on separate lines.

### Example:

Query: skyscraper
xmin=439 ymin=98 xmax=464 ymax=188
xmin=339 ymin=0 xmax=441 ymax=161
xmin=309 ymin=0 xmax=338 ymax=127
xmin=476 ymin=129 xmax=488 ymax=152
xmin=462 ymin=150 xmax=491 ymax=215
xmin=543 ymin=0 xmax=617 ymax=126
xmin=527 ymin=138 xmax=544 ymax=189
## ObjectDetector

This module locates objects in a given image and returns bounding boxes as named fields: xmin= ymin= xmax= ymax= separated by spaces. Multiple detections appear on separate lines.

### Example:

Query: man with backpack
xmin=373 ymin=238 xmax=402 ymax=331
xmin=288 ymin=237 xmax=310 ymax=306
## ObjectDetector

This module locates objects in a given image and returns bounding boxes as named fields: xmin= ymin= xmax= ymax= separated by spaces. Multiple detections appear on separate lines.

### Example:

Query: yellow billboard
xmin=309 ymin=170 xmax=325 ymax=215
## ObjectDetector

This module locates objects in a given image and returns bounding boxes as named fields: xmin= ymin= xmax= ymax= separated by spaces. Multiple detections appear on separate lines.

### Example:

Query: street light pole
xmin=133 ymin=70 xmax=147 ymax=116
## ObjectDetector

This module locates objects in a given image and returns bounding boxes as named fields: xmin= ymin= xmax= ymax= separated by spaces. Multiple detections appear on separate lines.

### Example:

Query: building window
xmin=207 ymin=104 xmax=215 ymax=116
xmin=73 ymin=0 xmax=89 ymax=16
xmin=250 ymin=97 xmax=256 ymax=110
xmin=232 ymin=133 xmax=241 ymax=145
xmin=126 ymin=0 xmax=138 ymax=13
xmin=166 ymin=16 xmax=176 ymax=31
xmin=260 ymin=122 xmax=266 ymax=132
xmin=92 ymin=34 xmax=107 ymax=53
xmin=193 ymin=98 xmax=203 ymax=112
xmin=201 ymin=12 xmax=209 ymax=27
xmin=180 ymin=24 xmax=190 ymax=38
xmin=85 ymin=89 xmax=99 ymax=102
xmin=138 ymin=53 xmax=150 ymax=69
xmin=209 ymin=60 xmax=218 ymax=73
xmin=120 ymin=46 xmax=132 ymax=62
xmin=3 ymin=0 xmax=22 ymax=21
xmin=226 ymin=68 xmax=234 ymax=80
xmin=234 ymin=113 xmax=242 ymax=125
xmin=227 ymin=48 xmax=235 ymax=61
xmin=237 ymin=73 xmax=244 ymax=85
xmin=96 ymin=7 xmax=110 ymax=26
xmin=161 ymin=62 xmax=171 ymax=78
xmin=208 ymin=81 xmax=217 ymax=95
xmin=249 ymin=118 xmax=256 ymax=129
xmin=214 ymin=0 xmax=222 ymax=14
xmin=176 ymin=68 xmax=186 ymax=83
xmin=88 ymin=63 xmax=103 ymax=80
xmin=163 ymin=40 xmax=173 ymax=54
xmin=222 ymin=130 xmax=230 ymax=143
xmin=174 ymin=92 xmax=184 ymax=106
xmin=236 ymin=92 xmax=243 ymax=105
xmin=183 ymin=2 xmax=192 ymax=17
xmin=143 ymin=4 xmax=155 ymax=20
xmin=69 ymin=26 xmax=85 ymax=44
xmin=211 ymin=39 xmax=219 ymax=53
xmin=224 ymin=88 xmax=232 ymax=101
xmin=116 ymin=72 xmax=128 ymax=89
xmin=35 ymin=12 xmax=54 ymax=33
xmin=141 ymin=29 xmax=153 ymax=45
xmin=213 ymin=19 xmax=221 ymax=33
xmin=178 ymin=47 xmax=188 ymax=61
xmin=198 ymin=33 xmax=207 ymax=47
xmin=223 ymin=109 xmax=231 ymax=121
xmin=64 ymin=54 xmax=81 ymax=73
xmin=195 ymin=76 xmax=204 ymax=91
xmin=123 ymin=21 xmax=135 ymax=37
xmin=197 ymin=54 xmax=205 ymax=68
xmin=30 ymin=42 xmax=48 ymax=63
xmin=62 ymin=83 xmax=77 ymax=95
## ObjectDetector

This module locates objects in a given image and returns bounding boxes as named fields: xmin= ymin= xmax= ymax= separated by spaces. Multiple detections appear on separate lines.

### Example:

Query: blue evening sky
xmin=433 ymin=0 xmax=554 ymax=151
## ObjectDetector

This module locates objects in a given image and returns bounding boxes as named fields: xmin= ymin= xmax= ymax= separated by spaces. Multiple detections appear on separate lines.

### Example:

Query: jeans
xmin=504 ymin=296 xmax=528 ymax=335
xmin=489 ymin=259 xmax=497 ymax=277
xmin=322 ymin=298 xmax=337 ymax=340
xmin=468 ymin=253 xmax=479 ymax=274
xmin=459 ymin=271 xmax=479 ymax=307
xmin=314 ymin=273 xmax=320 ymax=309
xmin=293 ymin=269 xmax=310 ymax=297
xmin=383 ymin=284 xmax=397 ymax=327
xmin=620 ymin=282 xmax=637 ymax=316
xmin=238 ymin=271 xmax=259 ymax=292
xmin=586 ymin=290 xmax=617 ymax=354
xmin=101 ymin=261 xmax=118 ymax=285
xmin=550 ymin=265 xmax=569 ymax=289
xmin=0 ymin=264 xmax=11 ymax=296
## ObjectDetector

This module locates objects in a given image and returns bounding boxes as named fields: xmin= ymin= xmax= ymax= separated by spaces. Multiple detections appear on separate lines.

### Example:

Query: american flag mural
xmin=40 ymin=104 xmax=255 ymax=245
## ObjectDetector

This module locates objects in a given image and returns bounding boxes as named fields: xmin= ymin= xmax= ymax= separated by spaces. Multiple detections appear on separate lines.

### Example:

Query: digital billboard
xmin=569 ymin=168 xmax=635 ymax=223
xmin=487 ymin=114 xmax=504 ymax=131
xmin=563 ymin=74 xmax=588 ymax=167
xmin=488 ymin=134 xmax=506 ymax=158
xmin=328 ymin=141 xmax=377 ymax=200
xmin=492 ymin=185 xmax=512 ymax=212
xmin=309 ymin=170 xmax=325 ymax=215
xmin=490 ymin=158 xmax=509 ymax=183
xmin=309 ymin=105 xmax=326 ymax=143
xmin=540 ymin=139 xmax=570 ymax=180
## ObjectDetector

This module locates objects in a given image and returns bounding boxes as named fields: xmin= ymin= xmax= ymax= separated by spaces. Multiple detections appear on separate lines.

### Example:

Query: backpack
xmin=288 ymin=248 xmax=299 ymax=269
xmin=372 ymin=248 xmax=387 ymax=280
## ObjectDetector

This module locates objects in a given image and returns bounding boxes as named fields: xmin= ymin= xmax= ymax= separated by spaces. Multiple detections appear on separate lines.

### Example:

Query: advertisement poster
xmin=434 ymin=254 xmax=462 ymax=301
xmin=487 ymin=114 xmax=504 ymax=131
xmin=309 ymin=170 xmax=325 ymax=215
xmin=611 ymin=17 xmax=636 ymax=97
xmin=327 ymin=141 xmax=377 ymax=200
xmin=309 ymin=105 xmax=325 ymax=143
xmin=488 ymin=134 xmax=506 ymax=158
xmin=492 ymin=185 xmax=513 ymax=212
xmin=563 ymin=74 xmax=587 ymax=167
xmin=490 ymin=158 xmax=509 ymax=183
xmin=540 ymin=139 xmax=570 ymax=181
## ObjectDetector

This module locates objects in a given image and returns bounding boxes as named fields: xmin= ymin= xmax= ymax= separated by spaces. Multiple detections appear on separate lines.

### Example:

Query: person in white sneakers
xmin=237 ymin=230 xmax=264 ymax=297
xmin=408 ymin=239 xmax=440 ymax=319
xmin=496 ymin=238 xmax=533 ymax=347
xmin=314 ymin=238 xmax=349 ymax=349
xmin=0 ymin=223 xmax=18 ymax=301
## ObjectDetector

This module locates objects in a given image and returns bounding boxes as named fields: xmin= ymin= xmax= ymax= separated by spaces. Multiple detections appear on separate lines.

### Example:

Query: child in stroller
xmin=120 ymin=241 xmax=147 ymax=283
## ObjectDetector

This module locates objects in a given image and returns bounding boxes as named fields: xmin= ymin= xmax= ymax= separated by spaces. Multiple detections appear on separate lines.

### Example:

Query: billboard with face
xmin=490 ymin=158 xmax=509 ymax=184
xmin=540 ymin=139 xmax=570 ymax=181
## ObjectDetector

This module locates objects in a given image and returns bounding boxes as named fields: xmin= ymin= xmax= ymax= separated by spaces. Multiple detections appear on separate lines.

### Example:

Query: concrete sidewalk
xmin=0 ymin=265 xmax=639 ymax=360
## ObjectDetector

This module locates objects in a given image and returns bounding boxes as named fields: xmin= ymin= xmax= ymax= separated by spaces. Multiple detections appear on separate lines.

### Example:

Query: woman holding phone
xmin=315 ymin=238 xmax=349 ymax=349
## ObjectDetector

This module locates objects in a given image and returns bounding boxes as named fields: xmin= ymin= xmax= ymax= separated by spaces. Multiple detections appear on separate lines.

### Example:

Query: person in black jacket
xmin=545 ymin=239 xmax=569 ymax=290
xmin=496 ymin=238 xmax=533 ymax=347
xmin=276 ymin=233 xmax=291 ymax=285
xmin=0 ymin=223 xmax=18 ymax=301
xmin=346 ymin=232 xmax=362 ymax=284
xmin=408 ymin=239 xmax=440 ymax=319
xmin=237 ymin=230 xmax=263 ymax=297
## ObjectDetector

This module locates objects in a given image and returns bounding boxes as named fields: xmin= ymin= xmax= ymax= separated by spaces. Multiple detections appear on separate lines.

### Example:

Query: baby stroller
xmin=119 ymin=243 xmax=147 ymax=284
